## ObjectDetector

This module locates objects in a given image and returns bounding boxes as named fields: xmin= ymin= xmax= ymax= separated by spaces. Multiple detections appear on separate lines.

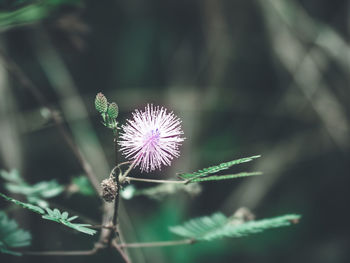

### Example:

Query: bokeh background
xmin=0 ymin=0 xmax=349 ymax=262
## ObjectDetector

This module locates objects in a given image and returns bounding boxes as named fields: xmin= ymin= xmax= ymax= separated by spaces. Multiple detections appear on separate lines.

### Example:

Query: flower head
xmin=119 ymin=104 xmax=185 ymax=172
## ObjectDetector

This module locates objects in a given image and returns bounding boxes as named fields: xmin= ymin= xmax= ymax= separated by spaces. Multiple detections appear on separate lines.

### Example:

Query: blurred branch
xmin=21 ymin=247 xmax=100 ymax=256
xmin=260 ymin=0 xmax=350 ymax=150
xmin=20 ymin=238 xmax=193 ymax=258
xmin=119 ymin=238 xmax=195 ymax=248
xmin=0 ymin=49 xmax=101 ymax=194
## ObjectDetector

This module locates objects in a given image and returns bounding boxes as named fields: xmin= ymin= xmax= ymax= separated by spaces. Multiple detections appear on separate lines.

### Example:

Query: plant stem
xmin=109 ymin=132 xmax=132 ymax=263
xmin=123 ymin=162 xmax=136 ymax=178
xmin=124 ymin=177 xmax=187 ymax=184
xmin=90 ymin=225 xmax=116 ymax=230
xmin=112 ymin=136 xmax=120 ymax=228
xmin=112 ymin=240 xmax=132 ymax=263
xmin=21 ymin=246 xmax=100 ymax=256
xmin=119 ymin=238 xmax=196 ymax=248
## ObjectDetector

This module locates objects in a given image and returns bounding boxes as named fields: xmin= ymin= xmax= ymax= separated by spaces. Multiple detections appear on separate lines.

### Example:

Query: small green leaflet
xmin=169 ymin=212 xmax=301 ymax=241
xmin=0 ymin=193 xmax=96 ymax=235
xmin=178 ymin=155 xmax=261 ymax=183
xmin=42 ymin=208 xmax=96 ymax=235
xmin=0 ymin=211 xmax=32 ymax=256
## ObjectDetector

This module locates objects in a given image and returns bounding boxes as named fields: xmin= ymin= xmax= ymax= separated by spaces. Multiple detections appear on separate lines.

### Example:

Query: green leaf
xmin=0 ymin=211 xmax=32 ymax=256
xmin=189 ymin=172 xmax=262 ymax=183
xmin=41 ymin=208 xmax=96 ymax=235
xmin=170 ymin=212 xmax=301 ymax=241
xmin=179 ymin=155 xmax=261 ymax=181
xmin=0 ymin=193 xmax=96 ymax=236
xmin=0 ymin=193 xmax=45 ymax=214
xmin=60 ymin=221 xmax=97 ymax=236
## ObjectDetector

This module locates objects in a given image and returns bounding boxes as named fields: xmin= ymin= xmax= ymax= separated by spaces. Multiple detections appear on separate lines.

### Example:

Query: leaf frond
xmin=170 ymin=212 xmax=301 ymax=241
xmin=0 ymin=193 xmax=96 ymax=235
xmin=178 ymin=155 xmax=261 ymax=183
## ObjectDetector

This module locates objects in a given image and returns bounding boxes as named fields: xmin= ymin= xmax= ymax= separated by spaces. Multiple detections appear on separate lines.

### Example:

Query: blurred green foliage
xmin=0 ymin=0 xmax=81 ymax=30
xmin=170 ymin=213 xmax=300 ymax=241
xmin=71 ymin=175 xmax=95 ymax=196
xmin=1 ymin=169 xmax=64 ymax=207
xmin=0 ymin=211 xmax=31 ymax=256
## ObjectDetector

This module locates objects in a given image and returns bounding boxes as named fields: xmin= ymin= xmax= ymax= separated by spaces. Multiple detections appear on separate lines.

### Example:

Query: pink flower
xmin=119 ymin=104 xmax=185 ymax=172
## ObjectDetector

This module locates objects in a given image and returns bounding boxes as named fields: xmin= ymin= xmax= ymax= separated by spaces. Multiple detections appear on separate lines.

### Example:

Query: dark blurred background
xmin=0 ymin=0 xmax=349 ymax=262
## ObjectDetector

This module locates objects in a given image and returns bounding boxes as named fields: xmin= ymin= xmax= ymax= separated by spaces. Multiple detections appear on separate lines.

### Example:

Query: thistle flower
xmin=119 ymin=104 xmax=185 ymax=172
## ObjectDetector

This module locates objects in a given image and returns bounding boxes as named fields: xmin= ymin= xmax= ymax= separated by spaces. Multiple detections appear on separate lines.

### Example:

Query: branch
xmin=90 ymin=225 xmax=116 ymax=230
xmin=124 ymin=177 xmax=187 ymax=184
xmin=21 ymin=245 xmax=101 ymax=256
xmin=108 ymin=132 xmax=132 ymax=263
xmin=119 ymin=238 xmax=196 ymax=248
xmin=112 ymin=240 xmax=131 ymax=263
xmin=20 ymin=238 xmax=196 ymax=257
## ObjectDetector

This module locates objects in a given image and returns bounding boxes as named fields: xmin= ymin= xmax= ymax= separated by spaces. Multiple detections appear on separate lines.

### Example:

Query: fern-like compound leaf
xmin=0 ymin=193 xmax=96 ymax=236
xmin=41 ymin=208 xmax=97 ymax=236
xmin=170 ymin=212 xmax=300 ymax=241
xmin=178 ymin=155 xmax=261 ymax=183
xmin=0 ymin=211 xmax=31 ymax=256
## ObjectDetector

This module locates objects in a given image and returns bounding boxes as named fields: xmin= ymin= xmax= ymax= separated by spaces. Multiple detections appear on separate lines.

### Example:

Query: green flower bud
xmin=107 ymin=102 xmax=119 ymax=119
xmin=95 ymin=92 xmax=108 ymax=113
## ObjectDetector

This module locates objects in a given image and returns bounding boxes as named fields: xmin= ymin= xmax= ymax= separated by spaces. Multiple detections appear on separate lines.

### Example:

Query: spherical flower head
xmin=119 ymin=104 xmax=185 ymax=173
